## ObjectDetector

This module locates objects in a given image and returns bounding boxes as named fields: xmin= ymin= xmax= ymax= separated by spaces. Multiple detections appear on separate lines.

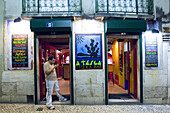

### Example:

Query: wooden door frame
xmin=39 ymin=39 xmax=44 ymax=101
xmin=133 ymin=40 xmax=138 ymax=98
xmin=128 ymin=40 xmax=138 ymax=98
xmin=127 ymin=41 xmax=130 ymax=95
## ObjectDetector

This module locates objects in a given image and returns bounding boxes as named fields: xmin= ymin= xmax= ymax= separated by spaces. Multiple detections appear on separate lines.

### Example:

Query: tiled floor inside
xmin=40 ymin=78 xmax=71 ymax=105
xmin=57 ymin=78 xmax=70 ymax=95
xmin=51 ymin=78 xmax=70 ymax=95
xmin=108 ymin=80 xmax=139 ymax=103
xmin=108 ymin=80 xmax=128 ymax=94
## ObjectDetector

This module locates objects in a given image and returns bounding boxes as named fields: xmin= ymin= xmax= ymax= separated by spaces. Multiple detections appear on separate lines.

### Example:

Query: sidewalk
xmin=0 ymin=103 xmax=170 ymax=113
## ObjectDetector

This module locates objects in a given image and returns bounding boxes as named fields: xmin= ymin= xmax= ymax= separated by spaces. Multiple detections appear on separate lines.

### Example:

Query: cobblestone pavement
xmin=0 ymin=103 xmax=170 ymax=113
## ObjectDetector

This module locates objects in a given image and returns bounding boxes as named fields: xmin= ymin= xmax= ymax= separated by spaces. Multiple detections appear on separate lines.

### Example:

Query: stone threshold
xmin=38 ymin=100 xmax=71 ymax=105
xmin=108 ymin=99 xmax=141 ymax=105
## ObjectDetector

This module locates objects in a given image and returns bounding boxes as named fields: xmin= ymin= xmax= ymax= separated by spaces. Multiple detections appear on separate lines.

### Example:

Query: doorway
xmin=38 ymin=35 xmax=71 ymax=104
xmin=107 ymin=35 xmax=140 ymax=103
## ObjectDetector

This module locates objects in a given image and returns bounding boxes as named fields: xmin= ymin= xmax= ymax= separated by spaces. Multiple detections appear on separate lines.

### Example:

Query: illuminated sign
xmin=12 ymin=34 xmax=28 ymax=67
xmin=75 ymin=34 xmax=103 ymax=70
xmin=145 ymin=34 xmax=158 ymax=67
xmin=47 ymin=23 xmax=53 ymax=27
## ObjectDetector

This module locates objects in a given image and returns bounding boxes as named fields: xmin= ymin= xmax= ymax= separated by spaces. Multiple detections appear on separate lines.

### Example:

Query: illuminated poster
xmin=75 ymin=34 xmax=103 ymax=70
xmin=12 ymin=34 xmax=28 ymax=67
xmin=145 ymin=35 xmax=158 ymax=67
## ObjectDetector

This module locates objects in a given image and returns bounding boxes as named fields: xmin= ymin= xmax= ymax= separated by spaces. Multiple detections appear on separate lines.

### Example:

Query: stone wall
xmin=82 ymin=0 xmax=95 ymax=15
xmin=1 ymin=71 xmax=34 ymax=102
xmin=143 ymin=0 xmax=170 ymax=104
xmin=0 ymin=0 xmax=5 ymax=98
xmin=168 ymin=42 xmax=170 ymax=104
xmin=0 ymin=0 xmax=34 ymax=103
xmin=154 ymin=0 xmax=170 ymax=31
xmin=142 ymin=32 xmax=169 ymax=104
xmin=0 ymin=19 xmax=34 ymax=103
xmin=155 ymin=0 xmax=170 ymax=16
xmin=73 ymin=20 xmax=105 ymax=105
xmin=5 ymin=0 xmax=22 ymax=18
xmin=142 ymin=0 xmax=170 ymax=104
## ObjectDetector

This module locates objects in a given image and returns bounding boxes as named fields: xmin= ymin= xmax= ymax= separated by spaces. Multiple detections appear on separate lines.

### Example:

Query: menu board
xmin=12 ymin=34 xmax=28 ymax=67
xmin=145 ymin=36 xmax=158 ymax=67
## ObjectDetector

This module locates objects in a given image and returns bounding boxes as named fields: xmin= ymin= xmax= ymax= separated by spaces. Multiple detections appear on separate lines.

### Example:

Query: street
xmin=0 ymin=103 xmax=170 ymax=113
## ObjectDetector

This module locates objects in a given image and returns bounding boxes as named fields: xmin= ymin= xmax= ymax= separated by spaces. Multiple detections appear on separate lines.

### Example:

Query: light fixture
xmin=121 ymin=32 xmax=126 ymax=35
xmin=14 ymin=17 xmax=22 ymax=23
xmin=152 ymin=29 xmax=159 ymax=33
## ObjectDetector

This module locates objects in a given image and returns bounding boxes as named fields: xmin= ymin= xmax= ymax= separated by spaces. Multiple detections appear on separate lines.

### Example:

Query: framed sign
xmin=12 ymin=34 xmax=28 ymax=67
xmin=145 ymin=34 xmax=158 ymax=67
xmin=7 ymin=20 xmax=33 ymax=70
xmin=75 ymin=34 xmax=103 ymax=70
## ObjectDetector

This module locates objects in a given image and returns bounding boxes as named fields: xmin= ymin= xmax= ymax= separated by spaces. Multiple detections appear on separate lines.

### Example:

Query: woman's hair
xmin=48 ymin=55 xmax=55 ymax=61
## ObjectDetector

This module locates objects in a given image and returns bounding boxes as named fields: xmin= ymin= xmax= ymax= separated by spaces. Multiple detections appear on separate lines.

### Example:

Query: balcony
xmin=96 ymin=0 xmax=154 ymax=19
xmin=22 ymin=0 xmax=82 ymax=17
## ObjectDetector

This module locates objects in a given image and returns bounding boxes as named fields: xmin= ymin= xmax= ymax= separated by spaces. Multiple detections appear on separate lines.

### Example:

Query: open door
xmin=38 ymin=36 xmax=71 ymax=103
xmin=107 ymin=37 xmax=138 ymax=103
xmin=130 ymin=40 xmax=137 ymax=98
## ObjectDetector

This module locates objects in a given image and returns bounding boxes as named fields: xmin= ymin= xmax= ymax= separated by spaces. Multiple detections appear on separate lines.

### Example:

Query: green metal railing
xmin=22 ymin=0 xmax=82 ymax=13
xmin=96 ymin=0 xmax=153 ymax=14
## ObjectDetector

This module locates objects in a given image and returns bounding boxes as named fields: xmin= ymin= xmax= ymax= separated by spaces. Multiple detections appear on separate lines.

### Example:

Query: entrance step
xmin=39 ymin=100 xmax=71 ymax=105
xmin=109 ymin=99 xmax=140 ymax=105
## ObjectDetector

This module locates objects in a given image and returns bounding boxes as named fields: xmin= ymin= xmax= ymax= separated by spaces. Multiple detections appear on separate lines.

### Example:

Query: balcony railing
xmin=22 ymin=0 xmax=82 ymax=13
xmin=96 ymin=0 xmax=153 ymax=14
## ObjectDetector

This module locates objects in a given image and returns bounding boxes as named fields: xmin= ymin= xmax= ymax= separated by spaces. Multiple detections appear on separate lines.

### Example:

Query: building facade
xmin=0 ymin=0 xmax=170 ymax=105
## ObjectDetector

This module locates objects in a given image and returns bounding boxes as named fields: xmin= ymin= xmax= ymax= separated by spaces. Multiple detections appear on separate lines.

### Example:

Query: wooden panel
xmin=108 ymin=64 xmax=114 ymax=72
xmin=133 ymin=40 xmax=138 ymax=98
xmin=64 ymin=64 xmax=70 ymax=80
xmin=118 ymin=41 xmax=125 ymax=89
xmin=130 ymin=41 xmax=134 ymax=95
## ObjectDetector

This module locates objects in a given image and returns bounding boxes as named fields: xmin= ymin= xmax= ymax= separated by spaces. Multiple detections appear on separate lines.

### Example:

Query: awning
xmin=105 ymin=19 xmax=146 ymax=34
xmin=30 ymin=18 xmax=72 ymax=33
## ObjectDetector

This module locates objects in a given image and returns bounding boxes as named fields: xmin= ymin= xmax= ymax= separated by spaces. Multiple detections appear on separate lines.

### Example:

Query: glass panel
xmin=39 ymin=0 xmax=68 ymax=12
xmin=148 ymin=0 xmax=153 ymax=14
xmin=138 ymin=0 xmax=153 ymax=13
xmin=138 ymin=0 xmax=148 ymax=13
xmin=69 ymin=0 xmax=81 ymax=12
xmin=23 ymin=0 xmax=38 ymax=13
xmin=97 ymin=0 xmax=107 ymax=12
xmin=108 ymin=0 xmax=115 ymax=11
xmin=138 ymin=0 xmax=143 ymax=12
xmin=108 ymin=0 xmax=137 ymax=12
